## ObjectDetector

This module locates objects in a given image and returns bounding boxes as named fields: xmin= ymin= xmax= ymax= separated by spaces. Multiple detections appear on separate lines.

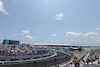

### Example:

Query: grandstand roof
xmin=34 ymin=43 xmax=67 ymax=46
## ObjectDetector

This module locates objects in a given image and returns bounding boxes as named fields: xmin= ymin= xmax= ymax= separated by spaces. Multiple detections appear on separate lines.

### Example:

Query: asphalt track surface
xmin=0 ymin=51 xmax=71 ymax=67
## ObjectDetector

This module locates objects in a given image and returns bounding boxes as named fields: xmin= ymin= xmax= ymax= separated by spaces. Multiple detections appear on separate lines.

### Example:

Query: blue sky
xmin=0 ymin=0 xmax=100 ymax=46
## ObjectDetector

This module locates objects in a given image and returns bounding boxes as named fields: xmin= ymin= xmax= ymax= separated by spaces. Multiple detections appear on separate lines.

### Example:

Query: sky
xmin=0 ymin=0 xmax=100 ymax=46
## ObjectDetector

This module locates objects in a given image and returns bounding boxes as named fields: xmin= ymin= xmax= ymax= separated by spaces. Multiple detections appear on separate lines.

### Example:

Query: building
xmin=3 ymin=39 xmax=20 ymax=45
xmin=34 ymin=43 xmax=68 ymax=49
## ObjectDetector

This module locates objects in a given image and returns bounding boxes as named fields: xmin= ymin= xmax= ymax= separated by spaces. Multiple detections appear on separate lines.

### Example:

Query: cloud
xmin=55 ymin=13 xmax=64 ymax=20
xmin=45 ymin=0 xmax=48 ymax=3
xmin=70 ymin=39 xmax=77 ymax=42
xmin=22 ymin=30 xmax=29 ymax=34
xmin=83 ymin=32 xmax=99 ymax=37
xmin=13 ymin=0 xmax=18 ymax=5
xmin=33 ymin=37 xmax=38 ymax=41
xmin=66 ymin=32 xmax=83 ymax=37
xmin=56 ymin=40 xmax=59 ymax=43
xmin=84 ymin=41 xmax=88 ymax=44
xmin=96 ymin=26 xmax=100 ymax=30
xmin=26 ymin=35 xmax=32 ymax=39
xmin=14 ymin=34 xmax=18 ymax=36
xmin=33 ymin=37 xmax=37 ymax=39
xmin=0 ymin=34 xmax=2 ymax=36
xmin=52 ymin=34 xmax=56 ymax=37
xmin=20 ymin=33 xmax=24 ymax=35
xmin=82 ymin=45 xmax=88 ymax=46
xmin=0 ymin=0 xmax=9 ymax=15
xmin=49 ymin=39 xmax=53 ymax=43
xmin=83 ymin=32 xmax=99 ymax=40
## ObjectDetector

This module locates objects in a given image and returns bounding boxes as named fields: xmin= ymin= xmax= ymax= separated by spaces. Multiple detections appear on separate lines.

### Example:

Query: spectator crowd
xmin=67 ymin=48 xmax=100 ymax=67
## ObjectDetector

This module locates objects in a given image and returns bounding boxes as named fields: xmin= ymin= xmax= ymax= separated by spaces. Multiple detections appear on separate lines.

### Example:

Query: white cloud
xmin=0 ymin=0 xmax=9 ymax=15
xmin=14 ymin=34 xmax=18 ymax=36
xmin=70 ymin=39 xmax=77 ymax=42
xmin=52 ymin=34 xmax=56 ymax=37
xmin=13 ymin=0 xmax=18 ymax=5
xmin=83 ymin=32 xmax=99 ymax=37
xmin=26 ymin=35 xmax=32 ymax=39
xmin=56 ymin=40 xmax=59 ymax=43
xmin=0 ymin=34 xmax=2 ymax=36
xmin=88 ymin=36 xmax=96 ymax=40
xmin=33 ymin=37 xmax=37 ymax=39
xmin=66 ymin=32 xmax=83 ymax=37
xmin=83 ymin=32 xmax=99 ymax=40
xmin=20 ymin=33 xmax=24 ymax=35
xmin=22 ymin=30 xmax=29 ymax=34
xmin=33 ymin=37 xmax=38 ymax=42
xmin=96 ymin=26 xmax=100 ymax=30
xmin=45 ymin=0 xmax=48 ymax=3
xmin=83 ymin=45 xmax=88 ymax=46
xmin=49 ymin=39 xmax=53 ymax=43
xmin=55 ymin=13 xmax=64 ymax=20
xmin=84 ymin=41 xmax=88 ymax=44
